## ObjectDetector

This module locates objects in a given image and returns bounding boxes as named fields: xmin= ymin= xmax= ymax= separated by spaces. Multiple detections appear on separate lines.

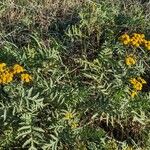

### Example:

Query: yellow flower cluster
xmin=120 ymin=33 xmax=130 ymax=45
xmin=129 ymin=77 xmax=147 ymax=98
xmin=0 ymin=63 xmax=13 ymax=84
xmin=63 ymin=111 xmax=78 ymax=129
xmin=0 ymin=62 xmax=32 ymax=84
xmin=125 ymin=54 xmax=136 ymax=66
xmin=13 ymin=64 xmax=24 ymax=74
xmin=64 ymin=112 xmax=74 ymax=120
xmin=21 ymin=74 xmax=32 ymax=83
xmin=120 ymin=33 xmax=150 ymax=50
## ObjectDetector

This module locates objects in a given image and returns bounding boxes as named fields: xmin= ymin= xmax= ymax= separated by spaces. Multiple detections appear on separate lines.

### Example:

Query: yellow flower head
xmin=130 ymin=90 xmax=138 ymax=98
xmin=125 ymin=55 xmax=136 ymax=66
xmin=129 ymin=78 xmax=137 ymax=85
xmin=0 ymin=70 xmax=14 ymax=84
xmin=21 ymin=73 xmax=32 ymax=83
xmin=129 ymin=77 xmax=146 ymax=92
xmin=13 ymin=64 xmax=24 ymax=74
xmin=123 ymin=40 xmax=130 ymax=45
xmin=135 ymin=43 xmax=140 ymax=47
xmin=0 ymin=63 xmax=6 ymax=72
xmin=140 ymin=34 xmax=145 ymax=39
xmin=120 ymin=33 xmax=130 ymax=45
xmin=145 ymin=41 xmax=150 ymax=50
xmin=133 ymin=81 xmax=142 ymax=91
xmin=64 ymin=112 xmax=74 ymax=120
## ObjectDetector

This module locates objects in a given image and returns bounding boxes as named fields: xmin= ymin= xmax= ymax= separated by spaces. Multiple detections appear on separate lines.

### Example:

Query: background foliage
xmin=0 ymin=0 xmax=150 ymax=149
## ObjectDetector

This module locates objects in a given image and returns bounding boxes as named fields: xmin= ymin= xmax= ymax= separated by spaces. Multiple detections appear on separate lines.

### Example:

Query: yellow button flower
xmin=125 ymin=55 xmax=136 ymax=66
xmin=140 ymin=34 xmax=145 ymax=39
xmin=5 ymin=73 xmax=13 ymax=83
xmin=129 ymin=76 xmax=146 ymax=95
xmin=120 ymin=33 xmax=130 ymax=45
xmin=135 ymin=43 xmax=140 ymax=47
xmin=145 ymin=41 xmax=150 ymax=50
xmin=0 ymin=63 xmax=6 ymax=72
xmin=130 ymin=90 xmax=138 ymax=98
xmin=21 ymin=73 xmax=32 ymax=83
xmin=129 ymin=78 xmax=137 ymax=84
xmin=13 ymin=64 xmax=24 ymax=74
xmin=123 ymin=40 xmax=130 ymax=45
xmin=64 ymin=112 xmax=74 ymax=120
xmin=0 ymin=71 xmax=14 ymax=84
xmin=133 ymin=81 xmax=142 ymax=91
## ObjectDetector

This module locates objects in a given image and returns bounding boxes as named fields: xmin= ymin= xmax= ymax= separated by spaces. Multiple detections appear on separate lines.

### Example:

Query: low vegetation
xmin=0 ymin=0 xmax=150 ymax=149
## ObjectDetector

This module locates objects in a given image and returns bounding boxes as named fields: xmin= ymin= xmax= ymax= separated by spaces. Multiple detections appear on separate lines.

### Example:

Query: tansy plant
xmin=119 ymin=33 xmax=150 ymax=98
xmin=129 ymin=76 xmax=147 ymax=98
xmin=1 ymin=1 xmax=150 ymax=149
xmin=0 ymin=62 xmax=32 ymax=84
